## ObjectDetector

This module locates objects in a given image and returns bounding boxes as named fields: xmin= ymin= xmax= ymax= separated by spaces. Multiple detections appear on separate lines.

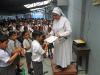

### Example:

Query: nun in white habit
xmin=50 ymin=7 xmax=72 ymax=71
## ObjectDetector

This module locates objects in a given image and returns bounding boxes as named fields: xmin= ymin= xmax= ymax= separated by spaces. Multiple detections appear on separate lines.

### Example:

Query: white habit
xmin=51 ymin=7 xmax=72 ymax=68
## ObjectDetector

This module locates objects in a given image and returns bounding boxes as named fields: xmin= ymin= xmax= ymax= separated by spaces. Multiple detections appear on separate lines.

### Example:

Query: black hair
xmin=9 ymin=31 xmax=17 ymax=37
xmin=32 ymin=30 xmax=43 ymax=40
xmin=24 ymin=26 xmax=28 ymax=31
xmin=16 ymin=25 xmax=20 ymax=30
xmin=0 ymin=34 xmax=8 ymax=43
xmin=22 ymin=30 xmax=28 ymax=37
xmin=7 ymin=26 xmax=13 ymax=31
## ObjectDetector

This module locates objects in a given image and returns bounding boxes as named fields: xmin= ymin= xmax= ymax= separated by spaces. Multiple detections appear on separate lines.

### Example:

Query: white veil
xmin=52 ymin=7 xmax=66 ymax=17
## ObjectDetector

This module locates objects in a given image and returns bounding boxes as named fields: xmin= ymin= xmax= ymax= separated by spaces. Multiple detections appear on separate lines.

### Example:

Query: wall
xmin=68 ymin=0 xmax=82 ymax=39
xmin=68 ymin=0 xmax=100 ymax=75
xmin=59 ymin=6 xmax=68 ymax=17
xmin=57 ymin=0 xmax=68 ymax=6
xmin=83 ymin=0 xmax=100 ymax=75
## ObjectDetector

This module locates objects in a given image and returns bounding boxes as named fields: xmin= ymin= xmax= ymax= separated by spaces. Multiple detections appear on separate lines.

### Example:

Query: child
xmin=22 ymin=30 xmax=33 ymax=74
xmin=31 ymin=30 xmax=46 ymax=75
xmin=0 ymin=34 xmax=21 ymax=75
xmin=7 ymin=31 xmax=23 ymax=73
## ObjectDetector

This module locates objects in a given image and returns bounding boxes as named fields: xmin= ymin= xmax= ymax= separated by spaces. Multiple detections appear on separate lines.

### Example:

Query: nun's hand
xmin=56 ymin=32 xmax=61 ymax=38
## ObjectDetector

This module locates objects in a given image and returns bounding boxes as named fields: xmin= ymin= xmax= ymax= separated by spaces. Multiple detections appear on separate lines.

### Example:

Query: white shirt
xmin=31 ymin=40 xmax=45 ymax=62
xmin=0 ymin=49 xmax=10 ymax=67
xmin=7 ymin=39 xmax=21 ymax=55
xmin=20 ymin=26 xmax=24 ymax=32
xmin=12 ymin=26 xmax=16 ymax=31
xmin=23 ymin=39 xmax=32 ymax=52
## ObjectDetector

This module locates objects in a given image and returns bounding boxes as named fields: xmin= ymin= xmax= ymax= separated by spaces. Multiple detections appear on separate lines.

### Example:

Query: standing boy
xmin=31 ymin=30 xmax=46 ymax=75
xmin=0 ymin=34 xmax=21 ymax=75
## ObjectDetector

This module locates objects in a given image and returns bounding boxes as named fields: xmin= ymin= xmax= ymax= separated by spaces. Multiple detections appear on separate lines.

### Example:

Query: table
xmin=72 ymin=44 xmax=90 ymax=73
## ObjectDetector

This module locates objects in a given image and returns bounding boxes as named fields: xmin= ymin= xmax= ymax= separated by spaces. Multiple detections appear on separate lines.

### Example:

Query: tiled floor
xmin=21 ymin=57 xmax=87 ymax=75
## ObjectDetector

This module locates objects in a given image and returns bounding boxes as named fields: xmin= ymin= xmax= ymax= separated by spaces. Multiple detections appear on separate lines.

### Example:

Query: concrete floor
xmin=21 ymin=57 xmax=87 ymax=75
xmin=21 ymin=57 xmax=53 ymax=75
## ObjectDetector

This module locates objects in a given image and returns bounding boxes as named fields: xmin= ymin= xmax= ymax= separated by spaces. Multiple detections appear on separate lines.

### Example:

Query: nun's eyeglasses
xmin=52 ymin=14 xmax=58 ymax=16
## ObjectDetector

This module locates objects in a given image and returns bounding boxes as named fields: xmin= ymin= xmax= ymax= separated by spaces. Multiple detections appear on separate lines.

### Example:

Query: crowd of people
xmin=0 ymin=18 xmax=53 ymax=75
xmin=0 ymin=7 xmax=73 ymax=75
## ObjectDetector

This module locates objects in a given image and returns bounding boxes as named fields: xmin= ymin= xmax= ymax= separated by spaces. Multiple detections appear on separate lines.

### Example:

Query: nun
xmin=50 ymin=7 xmax=73 ymax=71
